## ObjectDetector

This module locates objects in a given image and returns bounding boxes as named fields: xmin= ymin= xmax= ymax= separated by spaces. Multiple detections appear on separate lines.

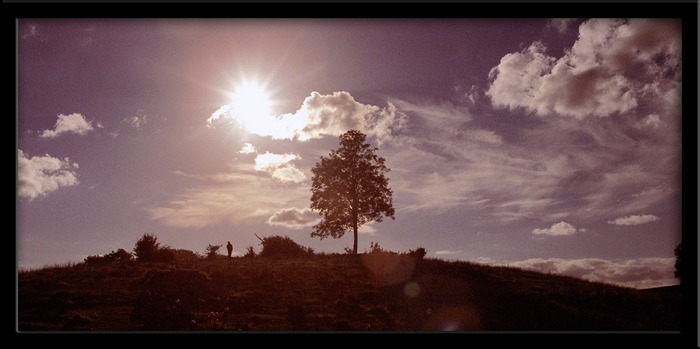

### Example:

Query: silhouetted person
xmin=226 ymin=241 xmax=233 ymax=258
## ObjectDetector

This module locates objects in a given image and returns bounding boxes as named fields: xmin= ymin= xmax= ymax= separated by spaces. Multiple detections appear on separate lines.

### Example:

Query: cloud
xmin=266 ymin=207 xmax=320 ymax=230
xmin=18 ymin=149 xmax=79 ymax=200
xmin=208 ymin=91 xmax=407 ymax=144
xmin=40 ymin=113 xmax=101 ymax=138
xmin=145 ymin=166 xmax=310 ymax=229
xmin=22 ymin=24 xmax=39 ymax=39
xmin=254 ymin=152 xmax=306 ymax=183
xmin=507 ymin=257 xmax=677 ymax=289
xmin=487 ymin=19 xmax=680 ymax=119
xmin=239 ymin=143 xmax=256 ymax=154
xmin=608 ymin=214 xmax=659 ymax=226
xmin=435 ymin=250 xmax=460 ymax=256
xmin=123 ymin=110 xmax=149 ymax=129
xmin=547 ymin=18 xmax=577 ymax=33
xmin=532 ymin=221 xmax=579 ymax=236
xmin=636 ymin=114 xmax=665 ymax=129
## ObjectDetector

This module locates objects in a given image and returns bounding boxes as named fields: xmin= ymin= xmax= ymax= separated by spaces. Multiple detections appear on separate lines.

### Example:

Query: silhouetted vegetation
xmin=310 ymin=130 xmax=395 ymax=254
xmin=132 ymin=233 xmax=176 ymax=264
xmin=244 ymin=246 xmax=256 ymax=258
xmin=17 ymin=235 xmax=681 ymax=331
xmin=256 ymin=234 xmax=314 ymax=258
xmin=206 ymin=244 xmax=223 ymax=259
xmin=84 ymin=248 xmax=133 ymax=265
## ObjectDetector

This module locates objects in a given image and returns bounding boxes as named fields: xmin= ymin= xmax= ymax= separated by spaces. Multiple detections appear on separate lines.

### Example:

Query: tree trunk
xmin=353 ymin=220 xmax=358 ymax=254
xmin=352 ymin=188 xmax=358 ymax=254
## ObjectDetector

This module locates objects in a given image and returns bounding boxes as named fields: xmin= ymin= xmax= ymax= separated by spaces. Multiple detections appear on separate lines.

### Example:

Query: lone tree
xmin=310 ymin=130 xmax=395 ymax=254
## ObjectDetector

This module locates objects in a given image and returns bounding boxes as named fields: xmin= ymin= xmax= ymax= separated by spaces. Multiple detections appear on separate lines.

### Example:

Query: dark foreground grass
xmin=17 ymin=253 xmax=681 ymax=332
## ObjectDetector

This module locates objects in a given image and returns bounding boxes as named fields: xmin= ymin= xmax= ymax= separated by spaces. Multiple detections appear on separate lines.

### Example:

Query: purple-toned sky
xmin=17 ymin=18 xmax=683 ymax=289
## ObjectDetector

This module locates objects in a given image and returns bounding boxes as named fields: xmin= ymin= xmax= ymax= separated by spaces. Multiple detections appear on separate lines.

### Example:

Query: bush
xmin=84 ymin=248 xmax=133 ymax=265
xmin=171 ymin=248 xmax=202 ymax=265
xmin=408 ymin=247 xmax=427 ymax=260
xmin=256 ymin=235 xmax=314 ymax=258
xmin=366 ymin=241 xmax=386 ymax=254
xmin=133 ymin=233 xmax=175 ymax=264
xmin=244 ymin=246 xmax=256 ymax=258
xmin=156 ymin=247 xmax=176 ymax=264
xmin=205 ymin=244 xmax=222 ymax=259
xmin=133 ymin=233 xmax=161 ymax=262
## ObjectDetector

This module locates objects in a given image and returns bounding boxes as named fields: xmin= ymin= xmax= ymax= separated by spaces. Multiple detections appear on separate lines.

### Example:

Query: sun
xmin=229 ymin=81 xmax=273 ymax=134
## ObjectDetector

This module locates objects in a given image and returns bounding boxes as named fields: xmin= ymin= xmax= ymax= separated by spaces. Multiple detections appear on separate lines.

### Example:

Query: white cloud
xmin=208 ymin=91 xmax=407 ymax=144
xmin=266 ymin=207 xmax=320 ymax=230
xmin=239 ymin=143 xmax=256 ymax=154
xmin=608 ymin=214 xmax=659 ymax=226
xmin=487 ymin=19 xmax=680 ymax=119
xmin=22 ymin=24 xmax=39 ymax=39
xmin=532 ymin=221 xmax=578 ymax=236
xmin=435 ymin=250 xmax=460 ymax=256
xmin=40 ymin=113 xmax=98 ymax=138
xmin=123 ymin=110 xmax=149 ymax=129
xmin=18 ymin=149 xmax=79 ymax=200
xmin=145 ymin=166 xmax=310 ymax=229
xmin=254 ymin=152 xmax=306 ymax=183
xmin=507 ymin=257 xmax=677 ymax=289
xmin=636 ymin=114 xmax=665 ymax=129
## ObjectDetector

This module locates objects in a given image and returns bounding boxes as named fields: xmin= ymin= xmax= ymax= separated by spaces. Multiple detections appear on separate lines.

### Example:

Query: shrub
xmin=171 ymin=248 xmax=202 ymax=265
xmin=156 ymin=247 xmax=176 ymax=264
xmin=133 ymin=233 xmax=175 ymax=264
xmin=367 ymin=241 xmax=385 ymax=254
xmin=244 ymin=246 xmax=256 ymax=258
xmin=84 ymin=248 xmax=133 ymax=265
xmin=133 ymin=233 xmax=161 ymax=262
xmin=408 ymin=247 xmax=427 ymax=260
xmin=256 ymin=235 xmax=314 ymax=258
xmin=206 ymin=244 xmax=222 ymax=259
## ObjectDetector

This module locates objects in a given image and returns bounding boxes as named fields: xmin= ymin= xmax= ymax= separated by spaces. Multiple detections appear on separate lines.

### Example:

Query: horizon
xmin=17 ymin=18 xmax=685 ymax=290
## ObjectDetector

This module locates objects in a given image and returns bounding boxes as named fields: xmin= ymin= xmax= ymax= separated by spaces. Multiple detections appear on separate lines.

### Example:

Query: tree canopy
xmin=310 ymin=130 xmax=395 ymax=254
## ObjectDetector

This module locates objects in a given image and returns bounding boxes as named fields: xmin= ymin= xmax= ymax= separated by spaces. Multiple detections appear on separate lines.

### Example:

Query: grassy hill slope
xmin=17 ymin=252 xmax=681 ymax=332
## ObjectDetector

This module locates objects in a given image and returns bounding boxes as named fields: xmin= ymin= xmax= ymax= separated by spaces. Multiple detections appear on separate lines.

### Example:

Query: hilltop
xmin=17 ymin=248 xmax=681 ymax=332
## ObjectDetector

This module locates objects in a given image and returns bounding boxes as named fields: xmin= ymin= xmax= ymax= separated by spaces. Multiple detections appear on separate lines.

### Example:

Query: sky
xmin=16 ymin=18 xmax=684 ymax=289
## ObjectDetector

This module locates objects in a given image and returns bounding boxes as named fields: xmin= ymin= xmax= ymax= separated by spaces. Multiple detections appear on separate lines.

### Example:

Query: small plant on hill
xmin=244 ymin=246 xmax=256 ymax=258
xmin=256 ymin=234 xmax=315 ymax=258
xmin=206 ymin=244 xmax=223 ymax=259
xmin=366 ymin=241 xmax=387 ymax=254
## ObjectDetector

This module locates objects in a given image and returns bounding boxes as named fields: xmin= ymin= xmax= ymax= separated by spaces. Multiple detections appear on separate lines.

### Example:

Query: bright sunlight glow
xmin=230 ymin=81 xmax=273 ymax=134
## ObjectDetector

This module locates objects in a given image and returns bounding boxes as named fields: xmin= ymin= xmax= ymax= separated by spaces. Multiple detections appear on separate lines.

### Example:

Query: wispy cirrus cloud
xmin=40 ymin=113 xmax=101 ymax=138
xmin=608 ymin=214 xmax=660 ymax=226
xmin=144 ymin=166 xmax=309 ymax=229
xmin=18 ymin=149 xmax=79 ymax=200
